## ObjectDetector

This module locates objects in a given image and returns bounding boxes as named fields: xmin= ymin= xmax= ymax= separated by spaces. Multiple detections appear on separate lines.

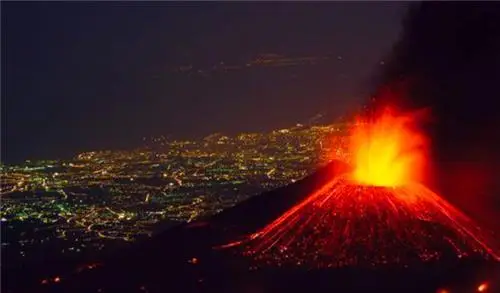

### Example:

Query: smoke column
xmin=371 ymin=2 xmax=500 ymax=229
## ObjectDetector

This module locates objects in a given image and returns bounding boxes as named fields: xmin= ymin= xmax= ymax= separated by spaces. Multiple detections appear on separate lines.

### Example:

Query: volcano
xmin=226 ymin=109 xmax=500 ymax=269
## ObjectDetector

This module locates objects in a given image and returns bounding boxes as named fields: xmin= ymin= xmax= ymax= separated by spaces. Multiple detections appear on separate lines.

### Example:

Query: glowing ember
xmin=350 ymin=108 xmax=427 ymax=187
xmin=477 ymin=282 xmax=489 ymax=292
xmin=225 ymin=108 xmax=500 ymax=268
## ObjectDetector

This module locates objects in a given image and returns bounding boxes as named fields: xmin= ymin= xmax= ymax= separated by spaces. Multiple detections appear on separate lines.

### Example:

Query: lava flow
xmin=238 ymin=109 xmax=500 ymax=268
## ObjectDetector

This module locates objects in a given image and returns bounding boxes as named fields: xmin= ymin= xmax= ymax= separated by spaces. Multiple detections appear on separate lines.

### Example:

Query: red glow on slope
xmin=243 ymin=176 xmax=499 ymax=267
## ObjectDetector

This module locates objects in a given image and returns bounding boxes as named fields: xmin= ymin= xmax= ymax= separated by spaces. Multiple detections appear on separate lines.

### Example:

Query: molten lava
xmin=230 ymin=108 xmax=500 ymax=268
xmin=350 ymin=109 xmax=427 ymax=187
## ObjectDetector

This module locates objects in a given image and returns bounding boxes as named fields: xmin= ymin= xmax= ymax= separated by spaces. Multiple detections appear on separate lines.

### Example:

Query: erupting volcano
xmin=235 ymin=109 xmax=500 ymax=268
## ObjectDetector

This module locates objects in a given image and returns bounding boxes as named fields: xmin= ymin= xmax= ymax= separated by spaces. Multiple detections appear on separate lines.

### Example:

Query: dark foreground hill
xmin=7 ymin=160 xmax=499 ymax=293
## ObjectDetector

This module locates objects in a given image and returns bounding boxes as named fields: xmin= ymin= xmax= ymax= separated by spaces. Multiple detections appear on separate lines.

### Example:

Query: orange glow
xmin=437 ymin=289 xmax=450 ymax=293
xmin=477 ymin=282 xmax=489 ymax=292
xmin=350 ymin=108 xmax=427 ymax=187
xmin=188 ymin=257 xmax=199 ymax=264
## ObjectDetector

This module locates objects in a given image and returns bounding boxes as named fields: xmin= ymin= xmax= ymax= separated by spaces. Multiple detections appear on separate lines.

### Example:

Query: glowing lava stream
xmin=236 ymin=109 xmax=500 ymax=267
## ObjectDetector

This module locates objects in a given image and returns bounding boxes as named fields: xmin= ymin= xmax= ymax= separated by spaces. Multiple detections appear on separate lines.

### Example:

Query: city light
xmin=2 ymin=123 xmax=349 ymax=265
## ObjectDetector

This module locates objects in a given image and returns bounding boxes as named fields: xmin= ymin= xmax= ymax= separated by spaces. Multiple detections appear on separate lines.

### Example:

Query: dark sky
xmin=2 ymin=2 xmax=408 ymax=163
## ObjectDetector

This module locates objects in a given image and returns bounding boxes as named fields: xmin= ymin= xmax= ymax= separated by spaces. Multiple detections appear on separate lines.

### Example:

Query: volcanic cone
xmin=239 ymin=109 xmax=500 ymax=268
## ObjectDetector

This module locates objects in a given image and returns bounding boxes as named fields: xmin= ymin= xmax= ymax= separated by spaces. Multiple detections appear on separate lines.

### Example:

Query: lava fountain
xmin=350 ymin=108 xmax=427 ymax=187
xmin=237 ymin=108 xmax=500 ymax=268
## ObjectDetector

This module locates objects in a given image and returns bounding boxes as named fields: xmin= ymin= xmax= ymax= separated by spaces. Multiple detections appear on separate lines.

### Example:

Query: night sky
xmin=2 ymin=2 xmax=408 ymax=163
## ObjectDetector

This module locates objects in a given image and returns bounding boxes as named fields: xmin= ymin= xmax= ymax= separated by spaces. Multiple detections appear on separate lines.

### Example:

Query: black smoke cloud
xmin=372 ymin=2 xmax=500 ymax=228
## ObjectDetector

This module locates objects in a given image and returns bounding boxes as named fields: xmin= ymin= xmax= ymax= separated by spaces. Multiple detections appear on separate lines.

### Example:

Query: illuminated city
xmin=1 ymin=122 xmax=349 ymax=269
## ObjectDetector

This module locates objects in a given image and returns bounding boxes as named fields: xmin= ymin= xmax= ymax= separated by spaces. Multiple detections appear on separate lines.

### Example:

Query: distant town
xmin=170 ymin=53 xmax=352 ymax=77
xmin=1 ymin=122 xmax=350 ymax=269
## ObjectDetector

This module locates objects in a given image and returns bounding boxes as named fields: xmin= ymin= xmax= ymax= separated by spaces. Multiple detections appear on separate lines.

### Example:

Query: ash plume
xmin=371 ymin=2 xmax=500 ymax=227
